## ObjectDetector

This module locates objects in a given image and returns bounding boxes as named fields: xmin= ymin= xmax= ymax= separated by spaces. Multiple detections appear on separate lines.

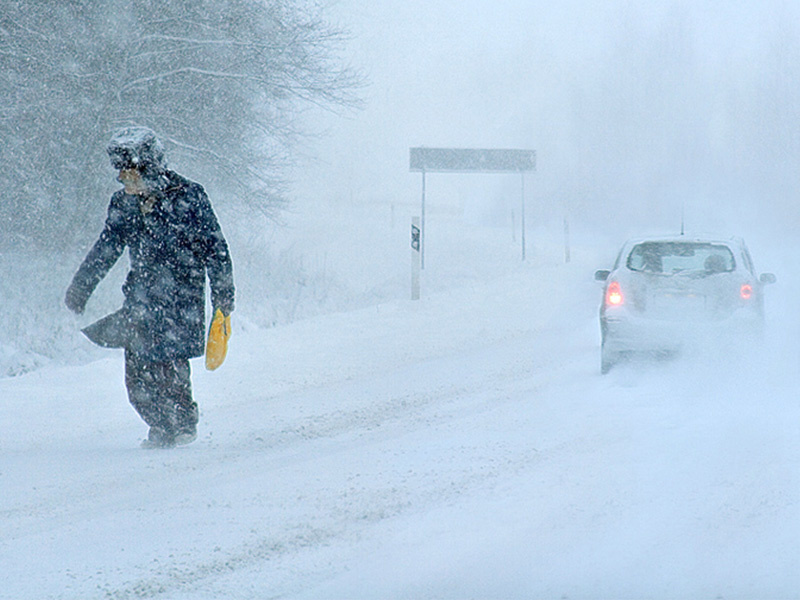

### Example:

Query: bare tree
xmin=0 ymin=0 xmax=361 ymax=250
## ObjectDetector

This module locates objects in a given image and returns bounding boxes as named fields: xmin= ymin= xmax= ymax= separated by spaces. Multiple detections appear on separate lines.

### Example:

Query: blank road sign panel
xmin=409 ymin=147 xmax=536 ymax=173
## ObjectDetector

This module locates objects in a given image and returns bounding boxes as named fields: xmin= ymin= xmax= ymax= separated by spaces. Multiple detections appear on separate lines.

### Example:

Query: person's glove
xmin=205 ymin=308 xmax=232 ymax=371
xmin=64 ymin=282 xmax=87 ymax=314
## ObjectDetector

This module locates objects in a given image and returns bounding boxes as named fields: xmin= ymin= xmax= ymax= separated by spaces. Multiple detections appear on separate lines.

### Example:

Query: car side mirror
xmin=595 ymin=269 xmax=610 ymax=281
xmin=760 ymin=272 xmax=776 ymax=284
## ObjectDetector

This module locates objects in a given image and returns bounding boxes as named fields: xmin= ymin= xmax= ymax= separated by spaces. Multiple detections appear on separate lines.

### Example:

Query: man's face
xmin=117 ymin=168 xmax=147 ymax=196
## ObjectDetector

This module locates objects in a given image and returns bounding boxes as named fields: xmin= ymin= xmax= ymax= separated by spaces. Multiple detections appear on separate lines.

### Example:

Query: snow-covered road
xmin=2 ymin=252 xmax=799 ymax=599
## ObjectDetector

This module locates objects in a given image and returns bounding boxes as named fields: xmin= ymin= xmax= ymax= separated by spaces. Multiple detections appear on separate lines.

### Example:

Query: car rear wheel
xmin=600 ymin=347 xmax=616 ymax=374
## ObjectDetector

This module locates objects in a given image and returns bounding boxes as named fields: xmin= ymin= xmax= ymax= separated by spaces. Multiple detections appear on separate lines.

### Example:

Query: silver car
xmin=594 ymin=236 xmax=776 ymax=374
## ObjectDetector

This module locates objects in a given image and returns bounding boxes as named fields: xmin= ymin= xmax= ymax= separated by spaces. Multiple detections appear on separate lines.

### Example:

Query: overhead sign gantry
xmin=409 ymin=147 xmax=536 ymax=266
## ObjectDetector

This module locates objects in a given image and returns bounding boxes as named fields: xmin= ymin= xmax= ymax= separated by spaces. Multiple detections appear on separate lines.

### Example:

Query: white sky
xmin=294 ymin=1 xmax=800 ymax=240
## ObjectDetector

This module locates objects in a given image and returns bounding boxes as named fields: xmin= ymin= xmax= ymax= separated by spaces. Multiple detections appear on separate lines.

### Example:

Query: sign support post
xmin=420 ymin=171 xmax=426 ymax=270
xmin=520 ymin=173 xmax=526 ymax=261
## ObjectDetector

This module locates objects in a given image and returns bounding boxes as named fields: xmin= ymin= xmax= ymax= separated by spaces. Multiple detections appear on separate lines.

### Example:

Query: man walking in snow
xmin=65 ymin=126 xmax=235 ymax=448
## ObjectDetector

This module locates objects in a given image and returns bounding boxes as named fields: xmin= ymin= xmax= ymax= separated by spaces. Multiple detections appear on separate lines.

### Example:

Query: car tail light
xmin=606 ymin=281 xmax=624 ymax=306
xmin=740 ymin=283 xmax=753 ymax=300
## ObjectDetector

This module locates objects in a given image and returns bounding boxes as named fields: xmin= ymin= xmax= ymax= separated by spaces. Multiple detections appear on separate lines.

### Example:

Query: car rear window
xmin=627 ymin=242 xmax=735 ymax=274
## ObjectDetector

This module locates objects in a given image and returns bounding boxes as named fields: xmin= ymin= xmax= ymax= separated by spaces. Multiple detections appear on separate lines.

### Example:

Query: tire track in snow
xmin=97 ymin=334 xmax=599 ymax=599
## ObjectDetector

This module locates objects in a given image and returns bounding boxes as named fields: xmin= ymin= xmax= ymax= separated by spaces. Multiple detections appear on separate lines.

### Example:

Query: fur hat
xmin=106 ymin=126 xmax=167 ymax=176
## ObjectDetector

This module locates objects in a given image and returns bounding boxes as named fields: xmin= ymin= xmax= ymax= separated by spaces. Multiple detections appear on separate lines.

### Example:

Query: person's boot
xmin=172 ymin=427 xmax=197 ymax=447
xmin=140 ymin=426 xmax=175 ymax=449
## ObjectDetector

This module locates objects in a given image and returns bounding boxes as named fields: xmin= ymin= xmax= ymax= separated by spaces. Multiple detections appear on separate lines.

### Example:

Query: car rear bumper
xmin=601 ymin=310 xmax=763 ymax=355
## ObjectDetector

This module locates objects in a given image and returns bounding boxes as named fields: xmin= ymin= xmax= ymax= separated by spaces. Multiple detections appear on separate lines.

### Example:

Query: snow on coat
xmin=67 ymin=170 xmax=235 ymax=361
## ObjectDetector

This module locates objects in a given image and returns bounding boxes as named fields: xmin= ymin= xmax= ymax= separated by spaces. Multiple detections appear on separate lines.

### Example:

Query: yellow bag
xmin=205 ymin=308 xmax=231 ymax=371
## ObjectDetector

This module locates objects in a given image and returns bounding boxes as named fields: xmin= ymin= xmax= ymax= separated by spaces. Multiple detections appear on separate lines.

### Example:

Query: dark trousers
xmin=124 ymin=350 xmax=198 ymax=435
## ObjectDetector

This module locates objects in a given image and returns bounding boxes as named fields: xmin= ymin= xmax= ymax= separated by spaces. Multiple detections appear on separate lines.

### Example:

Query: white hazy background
xmin=295 ymin=0 xmax=799 ymax=240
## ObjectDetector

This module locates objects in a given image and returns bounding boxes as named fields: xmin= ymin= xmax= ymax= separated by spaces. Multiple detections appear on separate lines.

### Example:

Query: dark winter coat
xmin=66 ymin=171 xmax=234 ymax=361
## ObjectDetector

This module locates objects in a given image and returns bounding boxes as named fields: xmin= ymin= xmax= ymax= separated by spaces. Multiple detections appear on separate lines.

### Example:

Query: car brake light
xmin=606 ymin=281 xmax=624 ymax=306
xmin=740 ymin=283 xmax=753 ymax=300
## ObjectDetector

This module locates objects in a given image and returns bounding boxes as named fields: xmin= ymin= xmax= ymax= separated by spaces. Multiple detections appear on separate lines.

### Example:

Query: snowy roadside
xmin=0 ymin=236 xmax=587 ymax=590
xmin=3 ymin=234 xmax=800 ymax=599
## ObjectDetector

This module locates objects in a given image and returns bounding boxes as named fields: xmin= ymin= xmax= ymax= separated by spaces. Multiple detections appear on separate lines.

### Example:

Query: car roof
xmin=622 ymin=235 xmax=746 ymax=249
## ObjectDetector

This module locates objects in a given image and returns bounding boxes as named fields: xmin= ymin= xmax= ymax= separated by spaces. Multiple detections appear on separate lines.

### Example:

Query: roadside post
xmin=411 ymin=217 xmax=421 ymax=300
